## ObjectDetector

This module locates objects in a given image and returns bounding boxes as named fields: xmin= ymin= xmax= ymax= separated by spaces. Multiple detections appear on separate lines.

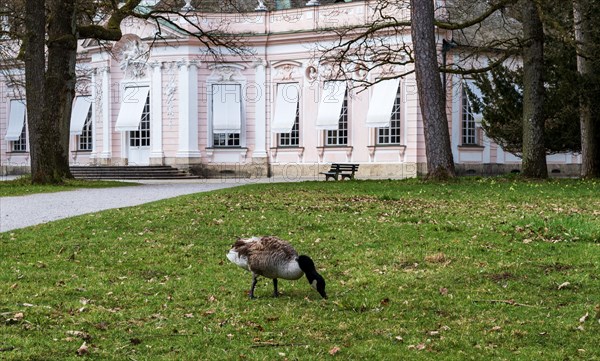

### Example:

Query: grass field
xmin=1 ymin=178 xmax=599 ymax=360
xmin=0 ymin=176 xmax=135 ymax=197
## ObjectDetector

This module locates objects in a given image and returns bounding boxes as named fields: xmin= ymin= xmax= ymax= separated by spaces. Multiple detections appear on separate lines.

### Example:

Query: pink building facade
xmin=0 ymin=1 xmax=581 ymax=178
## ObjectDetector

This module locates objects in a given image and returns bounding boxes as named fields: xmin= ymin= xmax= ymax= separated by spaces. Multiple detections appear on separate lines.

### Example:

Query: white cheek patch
xmin=311 ymin=280 xmax=318 ymax=291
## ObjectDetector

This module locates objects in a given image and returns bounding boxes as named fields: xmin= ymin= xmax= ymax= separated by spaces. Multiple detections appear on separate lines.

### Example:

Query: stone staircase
xmin=70 ymin=166 xmax=198 ymax=180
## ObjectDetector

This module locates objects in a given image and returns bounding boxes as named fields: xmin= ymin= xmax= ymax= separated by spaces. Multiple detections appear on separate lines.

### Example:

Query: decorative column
xmin=253 ymin=59 xmax=268 ymax=159
xmin=99 ymin=66 xmax=112 ymax=164
xmin=176 ymin=59 xmax=201 ymax=165
xmin=150 ymin=61 xmax=164 ymax=165
xmin=450 ymin=73 xmax=460 ymax=164
xmin=89 ymin=69 xmax=98 ymax=159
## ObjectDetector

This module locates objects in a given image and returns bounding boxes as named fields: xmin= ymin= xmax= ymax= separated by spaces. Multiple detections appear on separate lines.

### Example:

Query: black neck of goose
xmin=297 ymin=255 xmax=318 ymax=277
xmin=298 ymin=255 xmax=327 ymax=299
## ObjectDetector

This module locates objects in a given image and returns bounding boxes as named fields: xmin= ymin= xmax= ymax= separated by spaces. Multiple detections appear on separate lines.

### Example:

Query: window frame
xmin=129 ymin=93 xmax=151 ymax=148
xmin=462 ymin=86 xmax=477 ymax=146
xmin=277 ymin=100 xmax=300 ymax=147
xmin=77 ymin=106 xmax=93 ymax=151
xmin=11 ymin=124 xmax=27 ymax=152
xmin=210 ymin=83 xmax=243 ymax=148
xmin=376 ymin=85 xmax=402 ymax=145
xmin=325 ymin=90 xmax=348 ymax=146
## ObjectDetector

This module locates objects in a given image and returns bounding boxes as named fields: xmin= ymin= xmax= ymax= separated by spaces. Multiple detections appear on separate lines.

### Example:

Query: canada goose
xmin=226 ymin=236 xmax=327 ymax=299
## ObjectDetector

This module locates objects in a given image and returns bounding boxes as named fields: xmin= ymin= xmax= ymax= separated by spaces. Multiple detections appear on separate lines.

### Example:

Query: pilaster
xmin=176 ymin=59 xmax=201 ymax=165
xmin=150 ymin=61 xmax=164 ymax=165
xmin=253 ymin=60 xmax=268 ymax=159
xmin=99 ymin=66 xmax=112 ymax=163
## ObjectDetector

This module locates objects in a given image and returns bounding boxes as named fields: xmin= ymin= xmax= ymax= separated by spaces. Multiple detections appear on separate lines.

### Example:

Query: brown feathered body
xmin=227 ymin=236 xmax=303 ymax=280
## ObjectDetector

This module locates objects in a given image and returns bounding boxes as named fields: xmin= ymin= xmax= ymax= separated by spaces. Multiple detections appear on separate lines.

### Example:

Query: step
xmin=70 ymin=166 xmax=199 ymax=180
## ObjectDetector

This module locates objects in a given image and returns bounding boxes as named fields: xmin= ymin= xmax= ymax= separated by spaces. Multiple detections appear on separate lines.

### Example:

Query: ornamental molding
xmin=113 ymin=34 xmax=150 ymax=80
xmin=272 ymin=60 xmax=302 ymax=81
xmin=208 ymin=63 xmax=246 ymax=82
xmin=164 ymin=62 xmax=177 ymax=125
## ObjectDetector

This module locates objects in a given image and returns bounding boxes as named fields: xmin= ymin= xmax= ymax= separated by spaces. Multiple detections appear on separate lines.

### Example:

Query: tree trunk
xmin=24 ymin=0 xmax=51 ymax=184
xmin=35 ymin=0 xmax=78 ymax=183
xmin=520 ymin=0 xmax=547 ymax=178
xmin=410 ymin=0 xmax=455 ymax=179
xmin=573 ymin=0 xmax=600 ymax=178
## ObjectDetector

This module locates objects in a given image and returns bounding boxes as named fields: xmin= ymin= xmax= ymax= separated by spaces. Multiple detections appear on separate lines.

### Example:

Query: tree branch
xmin=77 ymin=0 xmax=142 ymax=40
xmin=435 ymin=0 xmax=518 ymax=30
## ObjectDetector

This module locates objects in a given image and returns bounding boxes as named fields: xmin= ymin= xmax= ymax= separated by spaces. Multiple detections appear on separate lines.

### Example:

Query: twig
xmin=251 ymin=342 xmax=307 ymax=348
xmin=472 ymin=299 xmax=543 ymax=308
xmin=1 ymin=312 xmax=20 ymax=316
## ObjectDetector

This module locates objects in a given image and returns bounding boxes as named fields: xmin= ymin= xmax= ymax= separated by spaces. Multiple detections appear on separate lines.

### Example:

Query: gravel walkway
xmin=0 ymin=179 xmax=264 ymax=233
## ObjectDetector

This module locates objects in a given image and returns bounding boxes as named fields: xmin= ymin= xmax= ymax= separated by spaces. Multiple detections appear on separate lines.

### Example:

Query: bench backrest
xmin=331 ymin=163 xmax=359 ymax=171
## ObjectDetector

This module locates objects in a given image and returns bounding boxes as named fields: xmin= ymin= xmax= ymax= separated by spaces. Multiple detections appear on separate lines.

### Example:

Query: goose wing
xmin=227 ymin=237 xmax=258 ymax=270
xmin=246 ymin=236 xmax=300 ymax=279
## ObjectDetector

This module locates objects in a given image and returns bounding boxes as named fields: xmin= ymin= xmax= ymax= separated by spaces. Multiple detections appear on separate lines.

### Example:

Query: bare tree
xmin=317 ymin=0 xmax=516 ymax=179
xmin=8 ymin=0 xmax=248 ymax=184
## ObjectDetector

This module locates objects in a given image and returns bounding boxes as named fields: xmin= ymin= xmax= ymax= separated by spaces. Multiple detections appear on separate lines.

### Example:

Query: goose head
xmin=297 ymin=255 xmax=327 ymax=299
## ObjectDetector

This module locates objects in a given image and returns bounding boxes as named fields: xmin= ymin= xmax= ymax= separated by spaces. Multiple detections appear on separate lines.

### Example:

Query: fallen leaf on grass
xmin=439 ymin=287 xmax=449 ymax=296
xmin=76 ymin=342 xmax=88 ymax=356
xmin=329 ymin=346 xmax=341 ymax=355
xmin=407 ymin=343 xmax=426 ymax=351
xmin=557 ymin=282 xmax=571 ymax=290
xmin=579 ymin=312 xmax=589 ymax=323
xmin=95 ymin=322 xmax=108 ymax=331
xmin=66 ymin=331 xmax=91 ymax=341
xmin=489 ymin=326 xmax=502 ymax=333
xmin=425 ymin=253 xmax=448 ymax=264
xmin=245 ymin=321 xmax=264 ymax=331
xmin=5 ymin=312 xmax=24 ymax=325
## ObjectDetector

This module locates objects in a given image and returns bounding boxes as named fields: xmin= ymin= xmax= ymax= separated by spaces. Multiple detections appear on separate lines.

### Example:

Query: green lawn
xmin=1 ymin=178 xmax=599 ymax=360
xmin=0 ymin=176 xmax=136 ymax=197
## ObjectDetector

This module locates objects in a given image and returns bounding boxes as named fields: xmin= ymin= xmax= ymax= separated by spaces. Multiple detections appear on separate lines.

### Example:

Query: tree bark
xmin=520 ymin=0 xmax=547 ymax=178
xmin=24 ymin=0 xmax=53 ymax=184
xmin=573 ymin=0 xmax=600 ymax=178
xmin=25 ymin=0 xmax=77 ymax=184
xmin=410 ymin=0 xmax=455 ymax=179
xmin=37 ymin=0 xmax=78 ymax=183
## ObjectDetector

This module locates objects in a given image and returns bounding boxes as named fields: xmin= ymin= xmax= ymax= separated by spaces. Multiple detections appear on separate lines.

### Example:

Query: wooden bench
xmin=320 ymin=163 xmax=359 ymax=181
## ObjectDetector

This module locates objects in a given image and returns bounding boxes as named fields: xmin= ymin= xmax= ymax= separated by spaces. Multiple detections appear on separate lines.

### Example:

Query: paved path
xmin=0 ymin=178 xmax=279 ymax=233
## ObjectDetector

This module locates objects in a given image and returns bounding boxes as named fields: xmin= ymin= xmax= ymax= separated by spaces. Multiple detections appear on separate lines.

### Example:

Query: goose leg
xmin=249 ymin=273 xmax=258 ymax=299
xmin=272 ymin=278 xmax=279 ymax=297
